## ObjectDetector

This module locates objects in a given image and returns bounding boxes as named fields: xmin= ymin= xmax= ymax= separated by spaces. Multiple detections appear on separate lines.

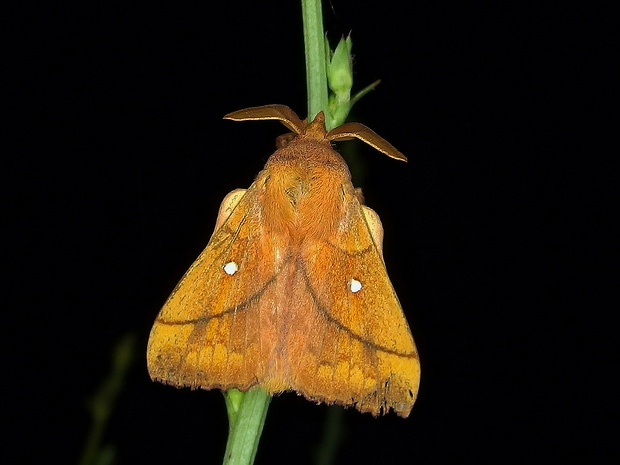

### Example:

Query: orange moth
xmin=147 ymin=105 xmax=420 ymax=417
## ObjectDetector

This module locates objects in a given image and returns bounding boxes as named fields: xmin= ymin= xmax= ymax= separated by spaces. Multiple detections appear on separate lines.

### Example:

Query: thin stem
xmin=223 ymin=389 xmax=271 ymax=465
xmin=302 ymin=0 xmax=329 ymax=122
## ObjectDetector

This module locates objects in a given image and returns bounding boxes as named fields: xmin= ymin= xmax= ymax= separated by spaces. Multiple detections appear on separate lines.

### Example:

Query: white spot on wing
xmin=349 ymin=278 xmax=362 ymax=293
xmin=223 ymin=261 xmax=238 ymax=275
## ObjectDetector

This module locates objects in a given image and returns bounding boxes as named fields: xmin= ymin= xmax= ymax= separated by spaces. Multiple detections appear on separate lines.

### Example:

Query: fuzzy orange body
xmin=147 ymin=105 xmax=420 ymax=417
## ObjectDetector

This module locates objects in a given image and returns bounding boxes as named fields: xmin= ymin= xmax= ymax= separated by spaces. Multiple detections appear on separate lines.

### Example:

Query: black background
xmin=4 ymin=1 xmax=614 ymax=464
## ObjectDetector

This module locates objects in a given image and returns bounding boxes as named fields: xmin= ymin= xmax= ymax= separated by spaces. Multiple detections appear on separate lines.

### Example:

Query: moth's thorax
xmin=258 ymin=138 xmax=354 ymax=239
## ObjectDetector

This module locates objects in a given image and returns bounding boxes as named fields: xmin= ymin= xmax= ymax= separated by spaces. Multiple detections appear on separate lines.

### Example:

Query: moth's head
xmin=301 ymin=111 xmax=328 ymax=140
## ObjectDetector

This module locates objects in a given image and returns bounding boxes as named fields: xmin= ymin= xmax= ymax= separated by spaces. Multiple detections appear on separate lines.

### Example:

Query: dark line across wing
xmin=156 ymin=255 xmax=292 ymax=326
xmin=298 ymin=260 xmax=417 ymax=359
xmin=323 ymin=240 xmax=375 ymax=257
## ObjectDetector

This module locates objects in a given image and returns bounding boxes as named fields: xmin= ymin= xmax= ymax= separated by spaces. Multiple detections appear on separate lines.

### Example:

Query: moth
xmin=147 ymin=105 xmax=420 ymax=417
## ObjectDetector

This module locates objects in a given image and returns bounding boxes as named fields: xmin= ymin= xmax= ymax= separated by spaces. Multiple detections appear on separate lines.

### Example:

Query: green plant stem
xmin=302 ymin=0 xmax=329 ymax=123
xmin=221 ymin=1 xmax=329 ymax=464
xmin=223 ymin=389 xmax=271 ymax=465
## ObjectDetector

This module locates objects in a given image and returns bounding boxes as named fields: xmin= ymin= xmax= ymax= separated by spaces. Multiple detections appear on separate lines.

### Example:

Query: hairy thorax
xmin=258 ymin=139 xmax=353 ymax=240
